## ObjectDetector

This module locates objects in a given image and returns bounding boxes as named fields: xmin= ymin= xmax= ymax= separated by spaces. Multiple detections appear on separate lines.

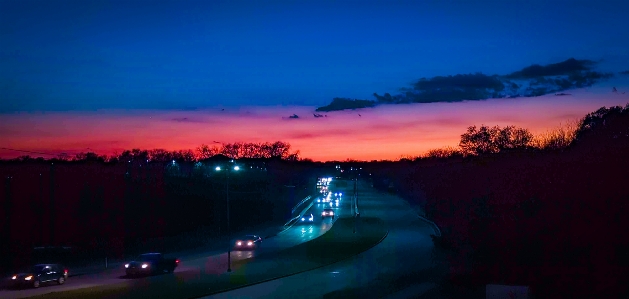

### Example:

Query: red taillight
xmin=176 ymin=259 xmax=180 ymax=263
xmin=64 ymin=269 xmax=68 ymax=273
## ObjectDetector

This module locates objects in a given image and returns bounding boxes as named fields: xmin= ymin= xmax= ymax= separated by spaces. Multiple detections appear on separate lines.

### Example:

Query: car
xmin=301 ymin=213 xmax=314 ymax=222
xmin=235 ymin=235 xmax=262 ymax=250
xmin=322 ymin=208 xmax=335 ymax=219
xmin=9 ymin=264 xmax=68 ymax=289
xmin=125 ymin=253 xmax=179 ymax=277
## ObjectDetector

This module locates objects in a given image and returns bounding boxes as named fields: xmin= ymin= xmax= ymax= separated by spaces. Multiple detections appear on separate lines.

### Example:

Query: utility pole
xmin=215 ymin=163 xmax=240 ymax=273
xmin=353 ymin=174 xmax=358 ymax=233
xmin=39 ymin=173 xmax=44 ymax=245
xmin=226 ymin=168 xmax=231 ymax=272
xmin=49 ymin=163 xmax=55 ymax=245
xmin=4 ymin=176 xmax=12 ymax=266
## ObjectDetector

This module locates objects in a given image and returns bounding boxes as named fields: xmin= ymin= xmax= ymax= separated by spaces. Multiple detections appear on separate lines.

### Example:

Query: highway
xmin=0 ymin=185 xmax=350 ymax=299
xmin=204 ymin=179 xmax=443 ymax=299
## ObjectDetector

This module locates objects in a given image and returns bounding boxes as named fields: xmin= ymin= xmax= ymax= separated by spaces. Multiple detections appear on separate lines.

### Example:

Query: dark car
xmin=125 ymin=253 xmax=179 ymax=277
xmin=301 ymin=213 xmax=314 ymax=222
xmin=9 ymin=264 xmax=68 ymax=289
xmin=234 ymin=235 xmax=262 ymax=250
xmin=322 ymin=208 xmax=335 ymax=219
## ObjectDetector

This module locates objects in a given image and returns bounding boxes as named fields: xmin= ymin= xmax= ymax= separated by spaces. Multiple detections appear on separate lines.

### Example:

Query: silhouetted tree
xmin=148 ymin=149 xmax=173 ymax=162
xmin=74 ymin=152 xmax=106 ymax=162
xmin=459 ymin=125 xmax=499 ymax=155
xmin=196 ymin=144 xmax=220 ymax=159
xmin=423 ymin=146 xmax=463 ymax=159
xmin=459 ymin=125 xmax=533 ymax=155
xmin=172 ymin=149 xmax=196 ymax=162
xmin=494 ymin=125 xmax=533 ymax=150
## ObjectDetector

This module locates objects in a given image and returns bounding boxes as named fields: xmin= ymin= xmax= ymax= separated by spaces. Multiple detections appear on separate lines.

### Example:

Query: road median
xmin=26 ymin=216 xmax=388 ymax=299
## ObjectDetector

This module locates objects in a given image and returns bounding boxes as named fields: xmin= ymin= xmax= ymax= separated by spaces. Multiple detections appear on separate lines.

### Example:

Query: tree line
xmin=5 ymin=141 xmax=300 ymax=163
xmin=398 ymin=105 xmax=615 ymax=162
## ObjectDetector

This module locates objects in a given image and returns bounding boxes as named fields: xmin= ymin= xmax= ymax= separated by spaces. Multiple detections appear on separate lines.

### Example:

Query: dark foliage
xmin=459 ymin=125 xmax=533 ymax=156
xmin=366 ymin=104 xmax=629 ymax=298
xmin=0 ymin=155 xmax=325 ymax=274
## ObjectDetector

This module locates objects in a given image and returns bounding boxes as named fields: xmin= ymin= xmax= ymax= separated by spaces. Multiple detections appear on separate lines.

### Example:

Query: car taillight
xmin=176 ymin=259 xmax=180 ymax=263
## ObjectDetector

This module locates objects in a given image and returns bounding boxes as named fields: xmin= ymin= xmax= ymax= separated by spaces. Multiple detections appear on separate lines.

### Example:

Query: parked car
xmin=125 ymin=253 xmax=179 ymax=277
xmin=9 ymin=264 xmax=68 ymax=289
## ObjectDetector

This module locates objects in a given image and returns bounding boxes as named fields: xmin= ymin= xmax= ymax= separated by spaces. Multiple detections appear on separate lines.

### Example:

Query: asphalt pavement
xmin=204 ymin=179 xmax=444 ymax=299
xmin=0 ymin=190 xmax=349 ymax=299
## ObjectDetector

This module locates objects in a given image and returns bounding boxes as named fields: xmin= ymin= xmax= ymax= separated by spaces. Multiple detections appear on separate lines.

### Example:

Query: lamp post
xmin=353 ymin=174 xmax=358 ymax=233
xmin=215 ymin=164 xmax=240 ymax=272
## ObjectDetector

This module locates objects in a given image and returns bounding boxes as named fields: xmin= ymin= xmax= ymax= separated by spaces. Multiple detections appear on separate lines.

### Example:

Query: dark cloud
xmin=315 ymin=98 xmax=376 ymax=112
xmin=171 ymin=117 xmax=214 ymax=123
xmin=316 ymin=58 xmax=616 ymax=112
xmin=620 ymin=70 xmax=629 ymax=75
xmin=287 ymin=128 xmax=353 ymax=139
xmin=366 ymin=118 xmax=467 ymax=132
xmin=287 ymin=132 xmax=316 ymax=139
xmin=505 ymin=58 xmax=596 ymax=79
xmin=368 ymin=73 xmax=507 ymax=105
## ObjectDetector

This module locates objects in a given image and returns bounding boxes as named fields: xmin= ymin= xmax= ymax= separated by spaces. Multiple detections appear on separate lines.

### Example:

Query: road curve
xmin=0 ymin=189 xmax=350 ymax=299
xmin=203 ymin=179 xmax=443 ymax=299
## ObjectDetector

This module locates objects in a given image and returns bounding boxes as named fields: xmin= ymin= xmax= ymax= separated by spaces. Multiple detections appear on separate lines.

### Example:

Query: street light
xmin=215 ymin=163 xmax=240 ymax=272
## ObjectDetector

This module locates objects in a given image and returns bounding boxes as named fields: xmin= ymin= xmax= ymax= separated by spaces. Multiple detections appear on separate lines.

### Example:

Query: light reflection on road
xmin=232 ymin=251 xmax=254 ymax=260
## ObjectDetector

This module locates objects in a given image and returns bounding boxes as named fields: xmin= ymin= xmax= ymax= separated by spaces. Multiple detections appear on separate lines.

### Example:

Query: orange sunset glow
xmin=2 ymin=87 xmax=627 ymax=161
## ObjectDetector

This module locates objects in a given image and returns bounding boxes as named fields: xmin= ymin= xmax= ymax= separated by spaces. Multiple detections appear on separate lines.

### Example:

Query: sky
xmin=1 ymin=0 xmax=629 ymax=161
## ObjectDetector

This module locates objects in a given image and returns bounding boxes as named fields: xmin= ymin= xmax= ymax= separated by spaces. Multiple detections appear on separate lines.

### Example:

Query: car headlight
xmin=11 ymin=275 xmax=17 ymax=280
xmin=237 ymin=241 xmax=242 ymax=246
xmin=125 ymin=264 xmax=129 ymax=268
xmin=302 ymin=218 xmax=305 ymax=221
xmin=247 ymin=241 xmax=253 ymax=246
xmin=25 ymin=275 xmax=33 ymax=280
xmin=141 ymin=264 xmax=149 ymax=269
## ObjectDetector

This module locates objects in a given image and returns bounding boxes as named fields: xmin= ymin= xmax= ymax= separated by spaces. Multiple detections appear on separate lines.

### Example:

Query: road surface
xmin=0 ymin=188 xmax=350 ymax=299
xmin=204 ymin=179 xmax=443 ymax=299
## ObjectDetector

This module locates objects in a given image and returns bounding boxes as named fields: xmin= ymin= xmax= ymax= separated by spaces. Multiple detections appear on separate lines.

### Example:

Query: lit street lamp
xmin=215 ymin=163 xmax=240 ymax=272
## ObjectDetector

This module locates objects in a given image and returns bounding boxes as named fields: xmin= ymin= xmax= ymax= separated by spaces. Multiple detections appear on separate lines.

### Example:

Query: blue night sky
xmin=2 ymin=0 xmax=629 ymax=112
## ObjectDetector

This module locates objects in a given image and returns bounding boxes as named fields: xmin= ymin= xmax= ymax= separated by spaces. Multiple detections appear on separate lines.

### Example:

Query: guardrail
xmin=291 ymin=195 xmax=312 ymax=214
xmin=283 ymin=195 xmax=315 ymax=227
xmin=283 ymin=215 xmax=300 ymax=227
xmin=417 ymin=215 xmax=442 ymax=237
xmin=282 ymin=200 xmax=315 ymax=229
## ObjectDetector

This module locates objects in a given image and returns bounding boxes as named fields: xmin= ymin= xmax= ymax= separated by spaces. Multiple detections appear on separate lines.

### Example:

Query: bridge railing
xmin=284 ymin=195 xmax=315 ymax=227
xmin=291 ymin=195 xmax=312 ymax=215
